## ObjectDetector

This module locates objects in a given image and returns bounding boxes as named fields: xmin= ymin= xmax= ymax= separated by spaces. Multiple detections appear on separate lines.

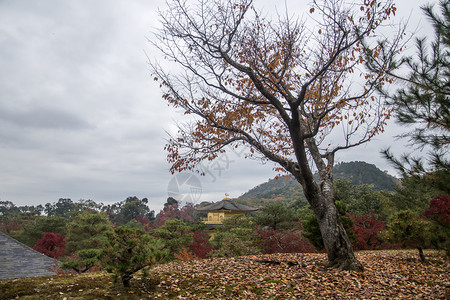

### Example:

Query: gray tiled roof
xmin=0 ymin=231 xmax=58 ymax=279
xmin=195 ymin=199 xmax=258 ymax=212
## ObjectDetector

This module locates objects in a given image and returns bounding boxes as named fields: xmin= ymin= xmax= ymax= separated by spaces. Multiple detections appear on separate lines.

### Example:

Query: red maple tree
xmin=189 ymin=231 xmax=214 ymax=258
xmin=424 ymin=195 xmax=450 ymax=225
xmin=349 ymin=213 xmax=386 ymax=250
xmin=33 ymin=232 xmax=65 ymax=259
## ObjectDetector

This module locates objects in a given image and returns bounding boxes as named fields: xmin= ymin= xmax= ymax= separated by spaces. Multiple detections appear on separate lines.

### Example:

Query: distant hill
xmin=237 ymin=176 xmax=305 ymax=208
xmin=238 ymin=161 xmax=398 ymax=207
xmin=239 ymin=176 xmax=298 ymax=200
xmin=333 ymin=161 xmax=399 ymax=191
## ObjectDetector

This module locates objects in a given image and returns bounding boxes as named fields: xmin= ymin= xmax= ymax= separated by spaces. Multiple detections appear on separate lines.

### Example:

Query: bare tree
xmin=150 ymin=0 xmax=404 ymax=270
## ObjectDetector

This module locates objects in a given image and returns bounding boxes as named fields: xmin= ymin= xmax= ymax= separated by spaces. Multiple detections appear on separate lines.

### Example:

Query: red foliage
xmin=179 ymin=203 xmax=195 ymax=223
xmin=189 ymin=231 xmax=214 ymax=258
xmin=349 ymin=213 xmax=386 ymax=250
xmin=33 ymin=232 xmax=65 ymax=259
xmin=136 ymin=215 xmax=152 ymax=232
xmin=0 ymin=220 xmax=20 ymax=234
xmin=424 ymin=195 xmax=450 ymax=225
xmin=154 ymin=203 xmax=195 ymax=228
xmin=256 ymin=228 xmax=316 ymax=254
xmin=154 ymin=205 xmax=179 ymax=228
xmin=174 ymin=247 xmax=197 ymax=261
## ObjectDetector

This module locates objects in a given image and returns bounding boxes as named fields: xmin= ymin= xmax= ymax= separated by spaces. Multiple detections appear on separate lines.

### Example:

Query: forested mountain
xmin=238 ymin=161 xmax=398 ymax=206
xmin=333 ymin=161 xmax=399 ymax=191
xmin=239 ymin=176 xmax=299 ymax=200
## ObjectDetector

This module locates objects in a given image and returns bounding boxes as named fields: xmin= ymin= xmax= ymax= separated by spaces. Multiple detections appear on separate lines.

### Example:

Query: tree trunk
xmin=417 ymin=247 xmax=426 ymax=263
xmin=290 ymin=149 xmax=362 ymax=270
xmin=121 ymin=273 xmax=132 ymax=287
xmin=315 ymin=198 xmax=362 ymax=270
xmin=304 ymin=176 xmax=363 ymax=271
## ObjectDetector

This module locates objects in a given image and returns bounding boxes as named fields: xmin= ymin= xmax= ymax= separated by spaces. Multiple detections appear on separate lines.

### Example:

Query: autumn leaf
xmin=144 ymin=250 xmax=449 ymax=299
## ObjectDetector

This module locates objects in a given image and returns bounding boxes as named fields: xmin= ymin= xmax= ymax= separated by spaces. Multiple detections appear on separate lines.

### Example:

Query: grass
xmin=0 ymin=250 xmax=448 ymax=299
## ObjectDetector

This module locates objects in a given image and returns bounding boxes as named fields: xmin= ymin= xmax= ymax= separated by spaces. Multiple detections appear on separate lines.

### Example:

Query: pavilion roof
xmin=195 ymin=199 xmax=258 ymax=212
xmin=0 ymin=232 xmax=59 ymax=279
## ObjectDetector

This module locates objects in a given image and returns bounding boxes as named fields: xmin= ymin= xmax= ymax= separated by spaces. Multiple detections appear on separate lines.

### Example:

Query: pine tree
xmin=381 ymin=210 xmax=432 ymax=262
xmin=62 ymin=210 xmax=112 ymax=273
xmin=103 ymin=226 xmax=167 ymax=287
xmin=154 ymin=219 xmax=193 ymax=261
xmin=382 ymin=0 xmax=449 ymax=175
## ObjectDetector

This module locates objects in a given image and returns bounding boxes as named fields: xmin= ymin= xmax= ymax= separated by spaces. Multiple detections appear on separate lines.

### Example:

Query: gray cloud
xmin=0 ymin=106 xmax=91 ymax=130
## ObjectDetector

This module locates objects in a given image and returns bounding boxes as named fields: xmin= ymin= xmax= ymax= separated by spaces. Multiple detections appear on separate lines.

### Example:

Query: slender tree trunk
xmin=417 ymin=247 xmax=426 ymax=263
xmin=121 ymin=273 xmax=132 ymax=287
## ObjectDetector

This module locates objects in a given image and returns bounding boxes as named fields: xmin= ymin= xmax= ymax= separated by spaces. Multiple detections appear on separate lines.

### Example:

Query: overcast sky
xmin=0 ymin=0 xmax=433 ymax=212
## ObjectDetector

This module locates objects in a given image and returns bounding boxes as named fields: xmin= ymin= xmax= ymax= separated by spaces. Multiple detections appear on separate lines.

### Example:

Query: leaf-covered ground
xmin=1 ymin=250 xmax=448 ymax=299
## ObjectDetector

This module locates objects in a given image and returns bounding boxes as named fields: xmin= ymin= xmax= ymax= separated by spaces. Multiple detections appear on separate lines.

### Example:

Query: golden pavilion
xmin=196 ymin=198 xmax=258 ymax=225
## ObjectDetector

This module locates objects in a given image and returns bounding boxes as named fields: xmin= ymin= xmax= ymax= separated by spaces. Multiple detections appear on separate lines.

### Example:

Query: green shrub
xmin=103 ymin=226 xmax=167 ymax=287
